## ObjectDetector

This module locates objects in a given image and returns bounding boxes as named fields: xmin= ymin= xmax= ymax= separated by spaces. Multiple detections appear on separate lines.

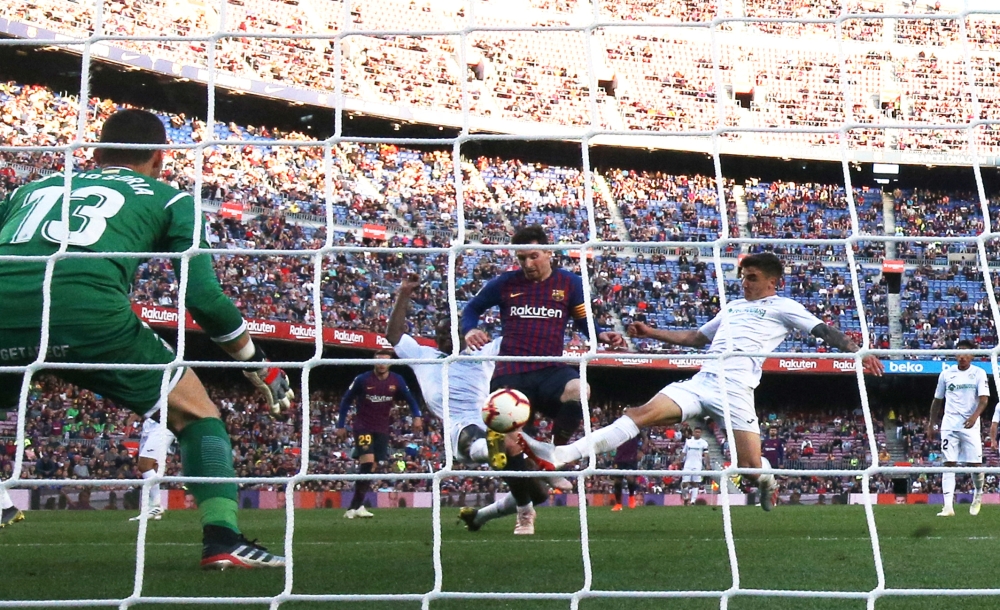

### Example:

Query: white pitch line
xmin=3 ymin=535 xmax=996 ymax=548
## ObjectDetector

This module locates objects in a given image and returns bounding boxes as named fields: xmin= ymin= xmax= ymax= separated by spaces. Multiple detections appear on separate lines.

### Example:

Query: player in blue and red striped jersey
xmin=462 ymin=225 xmax=624 ymax=534
xmin=335 ymin=350 xmax=423 ymax=519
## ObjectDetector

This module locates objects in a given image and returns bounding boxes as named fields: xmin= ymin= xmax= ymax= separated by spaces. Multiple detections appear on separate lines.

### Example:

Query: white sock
xmin=690 ymin=488 xmax=699 ymax=503
xmin=516 ymin=502 xmax=534 ymax=516
xmin=468 ymin=438 xmax=489 ymax=463
xmin=943 ymin=472 xmax=956 ymax=509
xmin=556 ymin=416 xmax=640 ymax=464
xmin=142 ymin=470 xmax=161 ymax=508
xmin=0 ymin=485 xmax=14 ymax=510
xmin=474 ymin=493 xmax=518 ymax=526
xmin=757 ymin=456 xmax=775 ymax=488
xmin=974 ymin=472 xmax=985 ymax=494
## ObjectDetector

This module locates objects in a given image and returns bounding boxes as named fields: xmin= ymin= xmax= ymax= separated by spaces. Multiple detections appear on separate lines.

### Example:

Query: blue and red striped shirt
xmin=461 ymin=268 xmax=593 ymax=377
xmin=337 ymin=371 xmax=421 ymax=434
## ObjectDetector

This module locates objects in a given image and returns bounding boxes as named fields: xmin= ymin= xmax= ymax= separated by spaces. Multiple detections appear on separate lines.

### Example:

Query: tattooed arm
xmin=810 ymin=323 xmax=884 ymax=376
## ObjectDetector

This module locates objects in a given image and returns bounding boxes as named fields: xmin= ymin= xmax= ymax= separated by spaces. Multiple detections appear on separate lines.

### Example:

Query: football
xmin=481 ymin=388 xmax=532 ymax=433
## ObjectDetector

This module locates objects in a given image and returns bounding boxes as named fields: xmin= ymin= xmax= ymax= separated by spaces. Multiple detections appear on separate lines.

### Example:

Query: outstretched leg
xmin=520 ymin=393 xmax=680 ymax=469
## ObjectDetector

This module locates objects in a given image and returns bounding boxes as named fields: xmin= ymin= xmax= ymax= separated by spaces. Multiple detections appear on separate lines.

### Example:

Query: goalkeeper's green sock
xmin=177 ymin=417 xmax=240 ymax=533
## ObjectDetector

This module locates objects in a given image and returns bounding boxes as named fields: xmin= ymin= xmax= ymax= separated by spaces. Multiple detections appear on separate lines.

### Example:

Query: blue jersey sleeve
xmin=460 ymin=274 xmax=506 ymax=335
xmin=566 ymin=271 xmax=603 ymax=338
xmin=394 ymin=374 xmax=422 ymax=418
xmin=337 ymin=373 xmax=365 ymax=428
xmin=568 ymin=272 xmax=590 ymax=337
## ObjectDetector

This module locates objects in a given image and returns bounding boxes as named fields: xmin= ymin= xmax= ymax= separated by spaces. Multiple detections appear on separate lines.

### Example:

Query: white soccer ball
xmin=481 ymin=388 xmax=531 ymax=433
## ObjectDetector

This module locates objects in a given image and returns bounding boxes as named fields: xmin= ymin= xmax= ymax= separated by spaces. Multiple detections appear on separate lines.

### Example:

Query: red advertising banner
xmin=132 ymin=304 xmax=434 ymax=350
xmin=219 ymin=200 xmax=244 ymax=221
xmin=133 ymin=304 xmax=859 ymax=372
xmin=882 ymin=259 xmax=905 ymax=274
xmin=587 ymin=353 xmax=856 ymax=373
xmin=362 ymin=223 xmax=387 ymax=240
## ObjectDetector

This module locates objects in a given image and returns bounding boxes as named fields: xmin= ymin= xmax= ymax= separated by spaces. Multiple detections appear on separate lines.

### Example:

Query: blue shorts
xmin=490 ymin=365 xmax=580 ymax=420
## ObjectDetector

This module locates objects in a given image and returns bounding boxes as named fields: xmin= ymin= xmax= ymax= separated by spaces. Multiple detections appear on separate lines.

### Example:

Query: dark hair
xmin=957 ymin=339 xmax=976 ymax=350
xmin=739 ymin=252 xmax=784 ymax=278
xmin=97 ymin=109 xmax=167 ymax=165
xmin=511 ymin=224 xmax=549 ymax=245
xmin=374 ymin=349 xmax=395 ymax=358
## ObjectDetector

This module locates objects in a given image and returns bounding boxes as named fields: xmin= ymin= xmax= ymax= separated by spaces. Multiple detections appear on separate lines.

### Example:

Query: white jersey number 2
xmin=11 ymin=185 xmax=125 ymax=247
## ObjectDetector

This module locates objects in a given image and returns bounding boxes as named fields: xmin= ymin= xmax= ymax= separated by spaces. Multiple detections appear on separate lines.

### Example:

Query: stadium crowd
xmin=0 ymin=375 xmax=707 ymax=496
xmin=4 ymin=79 xmax=1000 ymax=354
xmin=6 ymin=373 xmax=998 ymax=502
xmin=8 ymin=0 xmax=1000 ymax=153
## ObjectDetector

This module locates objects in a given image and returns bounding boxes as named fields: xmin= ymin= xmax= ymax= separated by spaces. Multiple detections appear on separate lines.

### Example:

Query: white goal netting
xmin=3 ymin=1 xmax=1000 ymax=609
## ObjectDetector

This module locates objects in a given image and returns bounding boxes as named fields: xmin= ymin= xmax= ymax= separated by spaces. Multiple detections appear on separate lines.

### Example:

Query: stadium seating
xmin=9 ymin=0 xmax=1000 ymax=153
xmin=2 ymin=77 xmax=998 ymax=354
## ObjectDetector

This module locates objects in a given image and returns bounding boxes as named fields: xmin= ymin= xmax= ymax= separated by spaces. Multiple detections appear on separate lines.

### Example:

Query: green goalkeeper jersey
xmin=0 ymin=166 xmax=244 ymax=339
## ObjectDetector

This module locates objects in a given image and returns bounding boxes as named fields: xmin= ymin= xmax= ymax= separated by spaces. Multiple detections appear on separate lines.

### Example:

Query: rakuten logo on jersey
xmin=887 ymin=361 xmax=924 ymax=373
xmin=246 ymin=320 xmax=277 ymax=335
xmin=833 ymin=359 xmax=857 ymax=371
xmin=334 ymin=330 xmax=364 ymax=344
xmin=778 ymin=359 xmax=818 ymax=371
xmin=289 ymin=325 xmax=316 ymax=340
xmin=509 ymin=305 xmax=563 ymax=319
xmin=141 ymin=307 xmax=178 ymax=323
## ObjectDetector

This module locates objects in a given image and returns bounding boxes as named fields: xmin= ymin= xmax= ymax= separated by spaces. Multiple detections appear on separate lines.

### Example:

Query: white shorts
xmin=450 ymin=417 xmax=487 ymax=464
xmin=941 ymin=428 xmax=983 ymax=464
xmin=139 ymin=424 xmax=176 ymax=463
xmin=682 ymin=462 xmax=703 ymax=483
xmin=660 ymin=373 xmax=759 ymax=434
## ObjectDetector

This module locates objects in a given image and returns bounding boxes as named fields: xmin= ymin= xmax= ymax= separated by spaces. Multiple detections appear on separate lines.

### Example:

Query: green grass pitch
xmin=2 ymin=505 xmax=997 ymax=609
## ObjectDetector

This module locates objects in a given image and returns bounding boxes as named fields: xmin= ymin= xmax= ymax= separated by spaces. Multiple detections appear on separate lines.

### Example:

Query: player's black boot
xmin=201 ymin=525 xmax=285 ymax=570
xmin=0 ymin=506 xmax=24 ymax=528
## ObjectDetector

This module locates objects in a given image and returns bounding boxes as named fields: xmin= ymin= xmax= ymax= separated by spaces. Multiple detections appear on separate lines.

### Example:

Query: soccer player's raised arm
xmin=627 ymin=321 xmax=710 ymax=348
xmin=387 ymin=273 xmax=420 ymax=346
xmin=809 ymin=323 xmax=884 ymax=376
xmin=461 ymin=277 xmax=502 ymax=349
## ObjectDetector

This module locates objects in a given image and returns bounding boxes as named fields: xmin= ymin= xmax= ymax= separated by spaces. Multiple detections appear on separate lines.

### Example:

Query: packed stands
xmin=1 ymin=375 xmax=707 ymax=496
xmin=8 ymin=375 xmax=997 ymax=499
xmin=8 ymin=0 xmax=1000 ymax=154
xmin=3 ymin=78 xmax=998 ymax=356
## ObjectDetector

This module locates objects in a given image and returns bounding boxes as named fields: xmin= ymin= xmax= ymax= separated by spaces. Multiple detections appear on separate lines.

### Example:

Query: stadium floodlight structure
xmin=4 ymin=1 xmax=1000 ymax=609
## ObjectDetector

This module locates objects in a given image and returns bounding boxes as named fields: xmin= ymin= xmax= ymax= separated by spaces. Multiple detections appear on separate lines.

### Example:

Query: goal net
xmin=2 ymin=1 xmax=1000 ymax=609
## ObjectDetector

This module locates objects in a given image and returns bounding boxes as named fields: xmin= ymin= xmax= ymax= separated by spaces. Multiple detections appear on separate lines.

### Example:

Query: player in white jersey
xmin=126 ymin=414 xmax=177 ymax=521
xmin=681 ymin=428 xmax=710 ymax=505
xmin=386 ymin=275 xmax=548 ymax=533
xmin=517 ymin=253 xmax=884 ymax=512
xmin=929 ymin=339 xmax=990 ymax=517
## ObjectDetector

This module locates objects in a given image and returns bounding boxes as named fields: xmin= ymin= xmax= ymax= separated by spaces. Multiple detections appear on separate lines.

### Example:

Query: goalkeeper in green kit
xmin=0 ymin=109 xmax=293 ymax=569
